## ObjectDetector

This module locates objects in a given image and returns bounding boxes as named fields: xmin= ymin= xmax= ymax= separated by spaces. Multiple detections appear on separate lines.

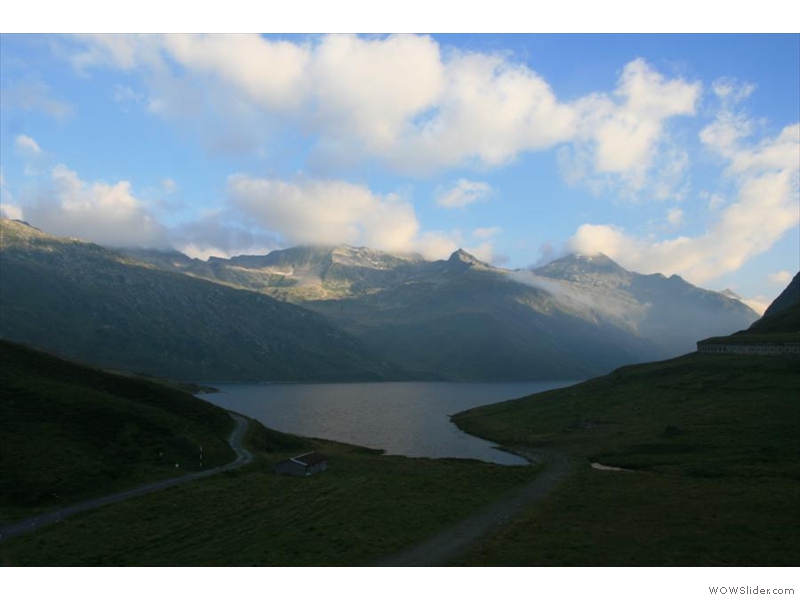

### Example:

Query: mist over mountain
xmin=529 ymin=253 xmax=759 ymax=357
xmin=0 ymin=219 xmax=399 ymax=382
xmin=128 ymin=241 xmax=758 ymax=380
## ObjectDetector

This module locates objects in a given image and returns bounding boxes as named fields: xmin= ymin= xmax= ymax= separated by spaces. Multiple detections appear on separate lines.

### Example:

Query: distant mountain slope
xmin=132 ymin=244 xmax=758 ymax=380
xmin=129 ymin=244 xmax=430 ymax=302
xmin=744 ymin=272 xmax=800 ymax=335
xmin=299 ymin=250 xmax=666 ymax=380
xmin=0 ymin=339 xmax=235 ymax=522
xmin=531 ymin=253 xmax=758 ymax=356
xmin=0 ymin=219 xmax=398 ymax=382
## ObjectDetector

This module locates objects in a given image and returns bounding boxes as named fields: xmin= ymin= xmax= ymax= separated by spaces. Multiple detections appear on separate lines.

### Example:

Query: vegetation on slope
xmin=0 ymin=340 xmax=236 ymax=523
xmin=0 ymin=339 xmax=541 ymax=565
xmin=452 ymin=353 xmax=800 ymax=565
xmin=132 ymin=243 xmax=757 ymax=381
xmin=0 ymin=219 xmax=399 ymax=381
xmin=1 ymin=414 xmax=539 ymax=566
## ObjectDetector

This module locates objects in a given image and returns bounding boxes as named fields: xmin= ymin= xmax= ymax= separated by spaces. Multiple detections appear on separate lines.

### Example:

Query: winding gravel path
xmin=0 ymin=412 xmax=251 ymax=542
xmin=373 ymin=450 xmax=572 ymax=566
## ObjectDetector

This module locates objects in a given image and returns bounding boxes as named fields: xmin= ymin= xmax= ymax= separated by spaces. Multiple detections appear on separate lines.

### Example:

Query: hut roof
xmin=291 ymin=451 xmax=328 ymax=466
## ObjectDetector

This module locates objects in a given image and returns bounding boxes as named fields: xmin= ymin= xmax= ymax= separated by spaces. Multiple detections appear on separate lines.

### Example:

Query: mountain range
xmin=0 ymin=219 xmax=397 ymax=382
xmin=1 ymin=218 xmax=759 ymax=381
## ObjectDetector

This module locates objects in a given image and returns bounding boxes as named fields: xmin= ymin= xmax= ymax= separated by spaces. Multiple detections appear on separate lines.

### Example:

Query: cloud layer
xmin=436 ymin=179 xmax=493 ymax=208
xmin=569 ymin=121 xmax=800 ymax=283
xmin=3 ymin=36 xmax=795 ymax=289
xmin=65 ymin=34 xmax=698 ymax=190
xmin=228 ymin=175 xmax=470 ymax=259
xmin=20 ymin=163 xmax=169 ymax=249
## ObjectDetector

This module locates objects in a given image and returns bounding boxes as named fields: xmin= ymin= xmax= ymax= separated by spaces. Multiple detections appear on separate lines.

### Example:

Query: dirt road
xmin=373 ymin=450 xmax=572 ymax=566
xmin=0 ymin=412 xmax=251 ymax=542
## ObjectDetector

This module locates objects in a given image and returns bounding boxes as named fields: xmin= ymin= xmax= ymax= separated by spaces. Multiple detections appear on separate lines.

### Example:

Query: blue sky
xmin=1 ymin=33 xmax=798 ymax=312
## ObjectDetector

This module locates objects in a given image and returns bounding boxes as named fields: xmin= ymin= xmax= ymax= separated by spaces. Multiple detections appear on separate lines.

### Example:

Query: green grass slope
xmin=1 ymin=406 xmax=539 ymax=566
xmin=452 ymin=353 xmax=800 ymax=565
xmin=0 ymin=340 xmax=236 ymax=523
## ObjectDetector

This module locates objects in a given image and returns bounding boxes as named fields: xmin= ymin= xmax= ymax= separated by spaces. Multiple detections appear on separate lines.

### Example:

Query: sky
xmin=1 ymin=33 xmax=798 ymax=313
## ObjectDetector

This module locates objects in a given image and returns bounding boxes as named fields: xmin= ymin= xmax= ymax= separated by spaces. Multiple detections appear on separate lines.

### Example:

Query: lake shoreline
xmin=200 ymin=381 xmax=578 ymax=465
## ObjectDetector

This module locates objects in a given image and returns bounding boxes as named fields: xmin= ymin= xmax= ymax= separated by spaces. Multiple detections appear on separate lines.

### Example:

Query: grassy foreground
xmin=0 ymin=338 xmax=538 ymax=566
xmin=0 ymin=418 xmax=537 ymax=566
xmin=452 ymin=353 xmax=800 ymax=566
xmin=0 ymin=340 xmax=236 ymax=524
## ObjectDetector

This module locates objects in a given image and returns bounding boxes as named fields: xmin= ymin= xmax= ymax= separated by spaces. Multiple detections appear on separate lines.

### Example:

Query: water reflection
xmin=200 ymin=381 xmax=577 ymax=465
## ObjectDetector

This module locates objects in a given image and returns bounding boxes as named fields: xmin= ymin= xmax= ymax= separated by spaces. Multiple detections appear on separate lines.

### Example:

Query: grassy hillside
xmin=744 ymin=272 xmax=799 ymax=336
xmin=0 ymin=339 xmax=541 ymax=566
xmin=0 ymin=340 xmax=236 ymax=523
xmin=452 ymin=353 xmax=800 ymax=565
xmin=0 ymin=407 xmax=539 ymax=566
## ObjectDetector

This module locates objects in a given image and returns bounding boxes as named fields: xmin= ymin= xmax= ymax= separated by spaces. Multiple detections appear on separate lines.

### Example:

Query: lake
xmin=199 ymin=381 xmax=577 ymax=465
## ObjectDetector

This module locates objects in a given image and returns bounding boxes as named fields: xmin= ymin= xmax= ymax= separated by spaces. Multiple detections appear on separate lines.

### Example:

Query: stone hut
xmin=274 ymin=452 xmax=328 ymax=477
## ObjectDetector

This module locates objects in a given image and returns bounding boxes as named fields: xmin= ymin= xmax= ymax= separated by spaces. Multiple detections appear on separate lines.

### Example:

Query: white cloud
xmin=413 ymin=230 xmax=461 ymax=259
xmin=725 ymin=123 xmax=800 ymax=175
xmin=14 ymin=134 xmax=42 ymax=157
xmin=0 ymin=170 xmax=23 ymax=221
xmin=741 ymin=296 xmax=769 ymax=316
xmin=0 ymin=203 xmax=24 ymax=220
xmin=666 ymin=208 xmax=684 ymax=225
xmin=228 ymin=175 xmax=459 ymax=259
xmin=561 ymin=58 xmax=700 ymax=196
xmin=436 ymin=179 xmax=493 ymax=208
xmin=568 ymin=121 xmax=800 ymax=283
xmin=163 ymin=34 xmax=311 ymax=113
xmin=768 ymin=270 xmax=793 ymax=285
xmin=712 ymin=77 xmax=756 ymax=107
xmin=171 ymin=210 xmax=279 ymax=260
xmin=229 ymin=176 xmax=415 ymax=250
xmin=23 ymin=164 xmax=168 ymax=249
xmin=112 ymin=84 xmax=144 ymax=110
xmin=13 ymin=134 xmax=49 ymax=176
xmin=385 ymin=50 xmax=575 ymax=171
xmin=63 ymin=35 xmax=695 ymax=189
xmin=464 ymin=241 xmax=496 ymax=264
xmin=0 ymin=77 xmax=73 ymax=119
xmin=161 ymin=178 xmax=177 ymax=194
xmin=309 ymin=34 xmax=444 ymax=154
xmin=701 ymin=190 xmax=726 ymax=211
xmin=473 ymin=226 xmax=502 ymax=239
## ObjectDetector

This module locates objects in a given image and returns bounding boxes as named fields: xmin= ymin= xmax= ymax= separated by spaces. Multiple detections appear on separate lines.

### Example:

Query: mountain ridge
xmin=1 ymin=219 xmax=760 ymax=381
xmin=0 ymin=219 xmax=400 ymax=382
xmin=125 ymin=238 xmax=757 ymax=379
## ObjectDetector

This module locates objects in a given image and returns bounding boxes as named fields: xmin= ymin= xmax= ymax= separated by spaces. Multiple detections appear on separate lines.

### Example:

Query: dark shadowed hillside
xmin=0 ymin=219 xmax=399 ymax=382
xmin=452 ymin=351 xmax=800 ymax=566
xmin=131 ymin=244 xmax=758 ymax=380
xmin=0 ymin=339 xmax=236 ymax=522
xmin=745 ymin=272 xmax=800 ymax=335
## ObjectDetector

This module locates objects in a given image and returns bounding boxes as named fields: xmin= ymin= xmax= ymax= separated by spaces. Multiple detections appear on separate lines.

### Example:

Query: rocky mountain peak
xmin=532 ymin=252 xmax=631 ymax=285
xmin=448 ymin=248 xmax=482 ymax=266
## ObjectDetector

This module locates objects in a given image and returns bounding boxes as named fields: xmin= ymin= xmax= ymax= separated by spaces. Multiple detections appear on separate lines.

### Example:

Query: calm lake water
xmin=199 ymin=381 xmax=577 ymax=465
